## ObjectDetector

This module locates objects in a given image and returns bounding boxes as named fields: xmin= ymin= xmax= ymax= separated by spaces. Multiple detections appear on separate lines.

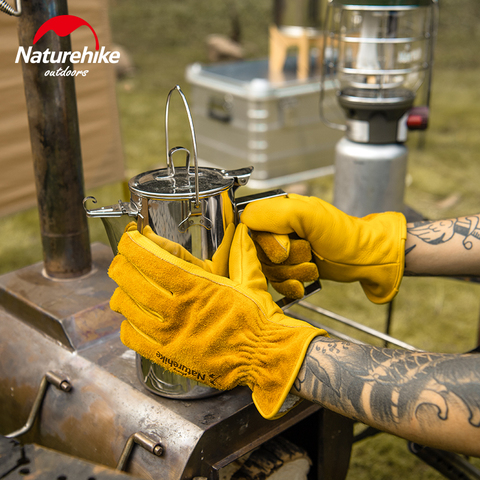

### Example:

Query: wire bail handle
xmin=165 ymin=85 xmax=200 ymax=207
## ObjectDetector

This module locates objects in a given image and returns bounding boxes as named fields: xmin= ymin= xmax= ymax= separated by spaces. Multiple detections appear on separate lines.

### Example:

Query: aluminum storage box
xmin=185 ymin=59 xmax=343 ymax=189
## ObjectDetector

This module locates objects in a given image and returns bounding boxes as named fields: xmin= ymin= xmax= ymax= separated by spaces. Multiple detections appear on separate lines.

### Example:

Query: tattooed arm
xmin=292 ymin=337 xmax=480 ymax=456
xmin=405 ymin=215 xmax=480 ymax=276
xmin=290 ymin=214 xmax=480 ymax=453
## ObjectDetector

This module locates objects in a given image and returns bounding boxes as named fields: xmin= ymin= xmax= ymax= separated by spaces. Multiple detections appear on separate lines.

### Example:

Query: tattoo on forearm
xmin=293 ymin=337 xmax=480 ymax=432
xmin=407 ymin=217 xmax=480 ymax=250
xmin=405 ymin=244 xmax=416 ymax=257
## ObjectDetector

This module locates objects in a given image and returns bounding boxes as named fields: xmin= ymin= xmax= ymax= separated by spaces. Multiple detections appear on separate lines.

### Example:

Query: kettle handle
xmin=165 ymin=85 xmax=200 ymax=207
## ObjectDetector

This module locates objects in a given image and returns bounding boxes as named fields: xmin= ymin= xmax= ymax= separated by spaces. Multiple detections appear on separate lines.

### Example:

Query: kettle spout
xmin=83 ymin=196 xmax=138 ymax=255
xmin=222 ymin=166 xmax=254 ymax=188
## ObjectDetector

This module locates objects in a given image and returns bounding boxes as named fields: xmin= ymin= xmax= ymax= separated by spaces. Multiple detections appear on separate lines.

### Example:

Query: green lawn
xmin=2 ymin=0 xmax=480 ymax=477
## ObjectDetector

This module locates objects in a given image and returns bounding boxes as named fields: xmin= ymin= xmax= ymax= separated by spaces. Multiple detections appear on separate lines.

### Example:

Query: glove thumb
xmin=229 ymin=224 xmax=269 ymax=294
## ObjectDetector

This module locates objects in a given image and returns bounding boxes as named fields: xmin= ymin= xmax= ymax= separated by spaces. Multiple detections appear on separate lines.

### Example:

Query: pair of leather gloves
xmin=108 ymin=194 xmax=407 ymax=419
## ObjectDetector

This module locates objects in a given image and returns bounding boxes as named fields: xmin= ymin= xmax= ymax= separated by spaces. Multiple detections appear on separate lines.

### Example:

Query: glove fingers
xmin=286 ymin=239 xmax=312 ymax=265
xmin=250 ymin=231 xmax=290 ymax=264
xmin=254 ymin=236 xmax=312 ymax=266
xmin=254 ymin=241 xmax=273 ymax=265
xmin=262 ymin=262 xmax=319 ymax=283
xmin=270 ymin=279 xmax=305 ymax=300
xmin=120 ymin=319 xmax=160 ymax=363
xmin=112 ymin=282 xmax=201 ymax=345
xmin=112 ymin=230 xmax=225 ymax=297
xmin=111 ymin=288 xmax=168 ymax=339
xmin=109 ymin=256 xmax=174 ymax=320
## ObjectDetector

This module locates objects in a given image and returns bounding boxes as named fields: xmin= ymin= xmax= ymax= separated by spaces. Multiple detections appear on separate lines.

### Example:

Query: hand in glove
xmin=108 ymin=223 xmax=327 ymax=420
xmin=241 ymin=194 xmax=407 ymax=304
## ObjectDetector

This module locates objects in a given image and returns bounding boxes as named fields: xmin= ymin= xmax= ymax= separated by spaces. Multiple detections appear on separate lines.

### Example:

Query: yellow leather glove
xmin=241 ymin=194 xmax=407 ymax=304
xmin=108 ymin=223 xmax=327 ymax=420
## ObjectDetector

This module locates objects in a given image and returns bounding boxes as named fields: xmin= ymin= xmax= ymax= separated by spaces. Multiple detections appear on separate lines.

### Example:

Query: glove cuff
xmin=360 ymin=211 xmax=407 ymax=304
xmin=250 ymin=316 xmax=327 ymax=420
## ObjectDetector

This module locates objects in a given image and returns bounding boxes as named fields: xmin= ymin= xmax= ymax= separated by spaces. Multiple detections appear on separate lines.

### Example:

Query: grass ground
xmin=2 ymin=0 xmax=480 ymax=478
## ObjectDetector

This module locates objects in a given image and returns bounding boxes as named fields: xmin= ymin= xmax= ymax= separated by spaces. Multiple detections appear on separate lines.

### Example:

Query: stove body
xmin=0 ymin=243 xmax=353 ymax=480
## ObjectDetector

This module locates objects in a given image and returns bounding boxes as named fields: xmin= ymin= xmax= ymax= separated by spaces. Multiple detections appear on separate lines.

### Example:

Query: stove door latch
xmin=116 ymin=431 xmax=164 ymax=472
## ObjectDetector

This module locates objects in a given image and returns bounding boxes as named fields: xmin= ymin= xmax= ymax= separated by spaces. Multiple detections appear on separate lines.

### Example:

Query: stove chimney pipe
xmin=16 ymin=0 xmax=92 ymax=278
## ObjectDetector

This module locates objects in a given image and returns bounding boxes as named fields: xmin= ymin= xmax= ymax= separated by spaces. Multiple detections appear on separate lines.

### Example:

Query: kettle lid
xmin=128 ymin=166 xmax=235 ymax=200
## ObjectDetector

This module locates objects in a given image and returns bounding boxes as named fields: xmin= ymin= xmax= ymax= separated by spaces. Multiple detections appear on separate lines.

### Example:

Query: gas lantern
xmin=320 ymin=0 xmax=438 ymax=217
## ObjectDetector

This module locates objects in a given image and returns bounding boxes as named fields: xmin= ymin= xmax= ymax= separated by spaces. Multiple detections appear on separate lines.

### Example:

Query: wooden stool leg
xmin=315 ymin=36 xmax=324 ymax=77
xmin=297 ymin=31 xmax=309 ymax=80
xmin=269 ymin=25 xmax=287 ymax=82
xmin=269 ymin=25 xmax=324 ymax=81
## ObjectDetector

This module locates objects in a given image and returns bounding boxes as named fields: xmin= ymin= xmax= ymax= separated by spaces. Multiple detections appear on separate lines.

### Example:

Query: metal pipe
xmin=297 ymin=301 xmax=421 ymax=351
xmin=17 ymin=0 xmax=92 ymax=278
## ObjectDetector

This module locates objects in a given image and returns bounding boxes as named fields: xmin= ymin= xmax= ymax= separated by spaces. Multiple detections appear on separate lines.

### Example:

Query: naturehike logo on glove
xmin=15 ymin=15 xmax=120 ymax=77
xmin=156 ymin=352 xmax=213 ymax=384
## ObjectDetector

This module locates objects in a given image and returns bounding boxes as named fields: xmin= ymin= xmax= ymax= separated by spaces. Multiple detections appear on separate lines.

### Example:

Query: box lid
xmin=186 ymin=58 xmax=327 ymax=100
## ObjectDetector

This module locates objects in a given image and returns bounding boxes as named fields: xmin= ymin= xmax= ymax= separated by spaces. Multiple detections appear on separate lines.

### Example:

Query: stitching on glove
xmin=126 ymin=255 xmax=174 ymax=298
xmin=128 ymin=316 xmax=164 ymax=341
xmin=273 ymin=234 xmax=288 ymax=255
xmin=313 ymin=250 xmax=401 ymax=268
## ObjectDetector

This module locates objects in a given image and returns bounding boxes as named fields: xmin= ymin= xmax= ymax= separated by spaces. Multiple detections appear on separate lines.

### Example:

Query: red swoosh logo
xmin=33 ymin=15 xmax=99 ymax=51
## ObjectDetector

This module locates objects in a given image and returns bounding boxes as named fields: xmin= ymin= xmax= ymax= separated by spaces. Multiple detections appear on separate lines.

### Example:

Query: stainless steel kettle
xmin=84 ymin=86 xmax=285 ymax=399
